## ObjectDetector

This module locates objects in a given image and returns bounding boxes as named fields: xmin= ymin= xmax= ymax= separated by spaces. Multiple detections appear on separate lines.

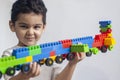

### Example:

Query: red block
xmin=50 ymin=51 xmax=56 ymax=56
xmin=60 ymin=39 xmax=72 ymax=48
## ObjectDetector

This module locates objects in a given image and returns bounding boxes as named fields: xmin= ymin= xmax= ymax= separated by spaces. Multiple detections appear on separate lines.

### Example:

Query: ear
xmin=9 ymin=20 xmax=15 ymax=32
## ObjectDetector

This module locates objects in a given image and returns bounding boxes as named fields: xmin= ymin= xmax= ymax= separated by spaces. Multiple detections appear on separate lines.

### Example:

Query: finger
xmin=79 ymin=52 xmax=86 ymax=60
xmin=80 ymin=52 xmax=86 ymax=59
xmin=31 ymin=62 xmax=37 ymax=76
xmin=28 ymin=62 xmax=37 ymax=77
xmin=76 ymin=52 xmax=81 ymax=60
xmin=34 ymin=64 xmax=40 ymax=76
xmin=25 ymin=63 xmax=34 ymax=78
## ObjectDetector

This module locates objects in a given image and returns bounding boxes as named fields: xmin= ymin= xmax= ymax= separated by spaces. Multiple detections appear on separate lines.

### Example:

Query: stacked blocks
xmin=0 ymin=20 xmax=116 ymax=78
xmin=99 ymin=20 xmax=112 ymax=33
xmin=72 ymin=36 xmax=94 ymax=48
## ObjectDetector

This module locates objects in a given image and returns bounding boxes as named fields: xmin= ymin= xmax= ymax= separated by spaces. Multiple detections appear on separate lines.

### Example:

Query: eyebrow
xmin=18 ymin=23 xmax=43 ymax=26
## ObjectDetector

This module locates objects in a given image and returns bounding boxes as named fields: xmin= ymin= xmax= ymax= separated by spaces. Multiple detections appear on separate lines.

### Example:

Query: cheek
xmin=15 ymin=31 xmax=25 ymax=39
xmin=35 ymin=31 xmax=43 ymax=39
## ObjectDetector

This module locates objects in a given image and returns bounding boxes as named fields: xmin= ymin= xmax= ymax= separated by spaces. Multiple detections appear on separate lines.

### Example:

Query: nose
xmin=26 ymin=28 xmax=34 ymax=35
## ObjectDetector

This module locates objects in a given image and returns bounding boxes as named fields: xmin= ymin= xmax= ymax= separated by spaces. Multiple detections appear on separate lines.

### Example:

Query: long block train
xmin=0 ymin=21 xmax=116 ymax=78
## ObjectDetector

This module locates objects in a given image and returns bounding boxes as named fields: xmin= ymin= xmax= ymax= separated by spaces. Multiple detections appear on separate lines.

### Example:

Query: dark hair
xmin=11 ymin=0 xmax=47 ymax=25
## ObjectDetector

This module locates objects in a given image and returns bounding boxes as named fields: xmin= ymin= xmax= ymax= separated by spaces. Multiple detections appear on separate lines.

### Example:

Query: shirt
xmin=2 ymin=45 xmax=65 ymax=80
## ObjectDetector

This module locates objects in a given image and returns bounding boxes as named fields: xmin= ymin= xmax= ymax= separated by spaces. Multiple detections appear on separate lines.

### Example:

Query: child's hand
xmin=21 ymin=62 xmax=40 ymax=79
xmin=68 ymin=52 xmax=86 ymax=66
xmin=10 ymin=62 xmax=40 ymax=80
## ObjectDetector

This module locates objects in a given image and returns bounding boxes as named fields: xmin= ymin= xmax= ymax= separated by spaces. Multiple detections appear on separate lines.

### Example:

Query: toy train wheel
xmin=55 ymin=56 xmax=63 ymax=64
xmin=45 ymin=58 xmax=53 ymax=66
xmin=6 ymin=67 xmax=15 ymax=76
xmin=21 ymin=64 xmax=30 ymax=73
xmin=37 ymin=59 xmax=45 ymax=65
xmin=62 ymin=54 xmax=67 ymax=60
xmin=86 ymin=51 xmax=92 ymax=57
xmin=108 ymin=45 xmax=113 ymax=51
xmin=101 ymin=45 xmax=107 ymax=53
xmin=67 ymin=53 xmax=75 ymax=61
xmin=0 ymin=71 xmax=2 ymax=79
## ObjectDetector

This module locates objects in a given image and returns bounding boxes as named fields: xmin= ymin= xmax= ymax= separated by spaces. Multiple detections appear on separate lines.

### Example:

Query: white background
xmin=0 ymin=0 xmax=120 ymax=80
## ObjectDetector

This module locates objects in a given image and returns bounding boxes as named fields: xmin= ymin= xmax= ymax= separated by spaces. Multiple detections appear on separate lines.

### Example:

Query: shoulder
xmin=2 ymin=45 xmax=20 ymax=57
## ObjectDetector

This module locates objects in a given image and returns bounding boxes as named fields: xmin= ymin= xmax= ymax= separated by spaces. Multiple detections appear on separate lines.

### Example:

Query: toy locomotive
xmin=0 ymin=21 xmax=116 ymax=78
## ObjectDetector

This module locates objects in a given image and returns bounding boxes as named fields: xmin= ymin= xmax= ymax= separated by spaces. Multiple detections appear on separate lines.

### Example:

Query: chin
xmin=26 ymin=43 xmax=36 ymax=46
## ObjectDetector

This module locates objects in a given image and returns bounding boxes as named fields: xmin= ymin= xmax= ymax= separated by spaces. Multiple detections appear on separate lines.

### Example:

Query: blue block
xmin=56 ymin=48 xmax=70 ymax=55
xmin=53 ymin=42 xmax=63 ymax=50
xmin=40 ymin=46 xmax=53 ymax=55
xmin=40 ymin=41 xmax=62 ymax=55
xmin=99 ymin=20 xmax=111 ymax=27
xmin=12 ymin=47 xmax=29 ymax=59
xmin=72 ymin=36 xmax=93 ymax=45
xmin=33 ymin=52 xmax=50 ymax=62
xmin=86 ymin=42 xmax=93 ymax=48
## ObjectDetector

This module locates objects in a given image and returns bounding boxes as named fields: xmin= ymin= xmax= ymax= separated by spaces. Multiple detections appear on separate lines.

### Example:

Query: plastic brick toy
xmin=0 ymin=21 xmax=116 ymax=78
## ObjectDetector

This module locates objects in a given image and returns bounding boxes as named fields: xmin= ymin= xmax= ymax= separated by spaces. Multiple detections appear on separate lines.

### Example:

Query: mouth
xmin=26 ymin=37 xmax=35 ymax=41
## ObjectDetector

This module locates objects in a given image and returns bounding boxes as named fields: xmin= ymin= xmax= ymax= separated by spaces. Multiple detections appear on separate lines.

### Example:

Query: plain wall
xmin=0 ymin=0 xmax=120 ymax=80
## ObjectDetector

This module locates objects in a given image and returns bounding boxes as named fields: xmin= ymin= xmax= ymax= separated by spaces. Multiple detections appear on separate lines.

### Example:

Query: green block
xmin=101 ymin=28 xmax=108 ymax=32
xmin=13 ymin=57 xmax=26 ymax=66
xmin=0 ymin=56 xmax=27 ymax=74
xmin=100 ymin=25 xmax=112 ymax=28
xmin=71 ymin=44 xmax=89 ymax=53
xmin=0 ymin=56 xmax=16 ymax=74
xmin=28 ymin=45 xmax=41 ymax=56
xmin=100 ymin=25 xmax=112 ymax=32
xmin=107 ymin=25 xmax=112 ymax=28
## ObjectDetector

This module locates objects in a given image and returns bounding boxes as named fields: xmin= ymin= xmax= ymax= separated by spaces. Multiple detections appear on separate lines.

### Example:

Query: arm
xmin=9 ymin=72 xmax=29 ymax=80
xmin=55 ymin=52 xmax=85 ymax=80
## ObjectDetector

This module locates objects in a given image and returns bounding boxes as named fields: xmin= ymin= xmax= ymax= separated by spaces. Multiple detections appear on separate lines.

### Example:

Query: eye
xmin=20 ymin=25 xmax=28 ymax=29
xmin=34 ymin=26 xmax=42 ymax=30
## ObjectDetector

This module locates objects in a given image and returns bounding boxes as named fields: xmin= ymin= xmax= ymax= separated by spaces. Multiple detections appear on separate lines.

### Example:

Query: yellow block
xmin=26 ymin=56 xmax=33 ymax=62
xmin=50 ymin=56 xmax=56 ymax=61
xmin=104 ymin=38 xmax=116 ymax=46
xmin=107 ymin=33 xmax=112 ymax=37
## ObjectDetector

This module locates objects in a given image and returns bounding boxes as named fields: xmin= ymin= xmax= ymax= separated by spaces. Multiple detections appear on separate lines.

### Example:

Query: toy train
xmin=0 ymin=21 xmax=116 ymax=78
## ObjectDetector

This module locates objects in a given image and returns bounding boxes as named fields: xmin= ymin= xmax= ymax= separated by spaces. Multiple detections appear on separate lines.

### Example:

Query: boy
xmin=2 ymin=0 xmax=85 ymax=80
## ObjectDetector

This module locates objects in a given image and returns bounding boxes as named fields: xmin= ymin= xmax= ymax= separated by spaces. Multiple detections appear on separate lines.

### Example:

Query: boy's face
xmin=10 ymin=12 xmax=45 ymax=46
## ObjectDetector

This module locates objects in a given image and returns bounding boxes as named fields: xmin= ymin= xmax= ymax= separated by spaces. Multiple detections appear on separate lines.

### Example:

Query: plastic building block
xmin=50 ymin=51 xmax=56 ymax=56
xmin=104 ymin=38 xmax=116 ymax=46
xmin=99 ymin=21 xmax=112 ymax=34
xmin=0 ymin=20 xmax=116 ymax=78
xmin=60 ymin=39 xmax=72 ymax=48
xmin=72 ymin=36 xmax=94 ymax=48
xmin=71 ymin=44 xmax=99 ymax=55
xmin=0 ymin=56 xmax=27 ymax=75
xmin=70 ymin=44 xmax=89 ymax=53
xmin=100 ymin=25 xmax=111 ymax=30
xmin=50 ymin=56 xmax=56 ymax=61
xmin=99 ymin=20 xmax=111 ymax=27
xmin=26 ymin=56 xmax=33 ymax=63
xmin=12 ymin=47 xmax=29 ymax=58
xmin=28 ymin=45 xmax=41 ymax=56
